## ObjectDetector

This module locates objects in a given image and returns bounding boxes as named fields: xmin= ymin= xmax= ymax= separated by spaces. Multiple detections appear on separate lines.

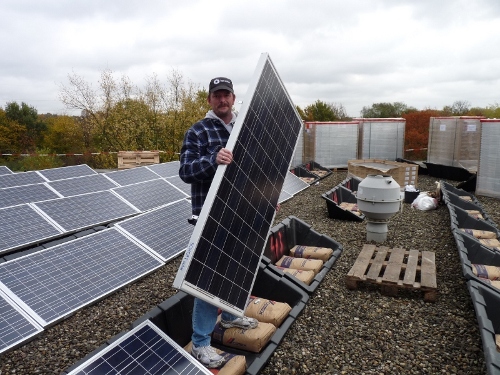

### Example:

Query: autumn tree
xmin=301 ymin=100 xmax=349 ymax=121
xmin=4 ymin=102 xmax=47 ymax=151
xmin=0 ymin=108 xmax=27 ymax=153
xmin=43 ymin=115 xmax=84 ymax=154
xmin=442 ymin=100 xmax=471 ymax=116
xmin=402 ymin=109 xmax=442 ymax=160
xmin=360 ymin=102 xmax=416 ymax=118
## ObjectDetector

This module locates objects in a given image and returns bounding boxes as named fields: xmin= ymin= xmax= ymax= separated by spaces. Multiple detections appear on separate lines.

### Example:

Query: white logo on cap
xmin=214 ymin=79 xmax=220 ymax=84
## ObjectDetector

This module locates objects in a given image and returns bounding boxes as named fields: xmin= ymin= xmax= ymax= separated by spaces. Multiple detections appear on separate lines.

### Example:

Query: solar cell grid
xmin=37 ymin=164 xmax=96 ymax=181
xmin=0 ymin=204 xmax=63 ymax=255
xmin=111 ymin=179 xmax=188 ymax=212
xmin=115 ymin=199 xmax=193 ymax=262
xmin=0 ymin=166 xmax=13 ymax=176
xmin=146 ymin=161 xmax=180 ymax=178
xmin=0 ymin=229 xmax=163 ymax=326
xmin=67 ymin=320 xmax=211 ymax=375
xmin=282 ymin=171 xmax=310 ymax=196
xmin=174 ymin=53 xmax=302 ymax=315
xmin=0 ymin=288 xmax=44 ymax=355
xmin=32 ymin=191 xmax=139 ymax=232
xmin=165 ymin=175 xmax=191 ymax=196
xmin=0 ymin=171 xmax=47 ymax=188
xmin=104 ymin=167 xmax=161 ymax=186
xmin=0 ymin=183 xmax=61 ymax=209
xmin=48 ymin=174 xmax=118 ymax=197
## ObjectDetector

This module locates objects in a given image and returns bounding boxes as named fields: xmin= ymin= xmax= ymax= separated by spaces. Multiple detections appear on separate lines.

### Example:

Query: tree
xmin=482 ymin=103 xmax=500 ymax=118
xmin=0 ymin=108 xmax=27 ymax=153
xmin=402 ymin=109 xmax=442 ymax=160
xmin=302 ymin=100 xmax=350 ymax=121
xmin=43 ymin=115 xmax=84 ymax=153
xmin=442 ymin=100 xmax=471 ymax=116
xmin=360 ymin=102 xmax=416 ymax=118
xmin=4 ymin=102 xmax=46 ymax=151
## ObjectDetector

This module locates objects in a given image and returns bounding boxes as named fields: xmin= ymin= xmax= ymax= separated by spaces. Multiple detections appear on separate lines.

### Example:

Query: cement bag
xmin=277 ymin=267 xmax=316 ymax=285
xmin=466 ymin=210 xmax=484 ymax=220
xmin=275 ymin=255 xmax=323 ymax=275
xmin=185 ymin=342 xmax=246 ymax=375
xmin=478 ymin=277 xmax=500 ymax=290
xmin=245 ymin=296 xmax=291 ymax=327
xmin=459 ymin=228 xmax=497 ymax=239
xmin=289 ymin=245 xmax=334 ymax=262
xmin=459 ymin=195 xmax=472 ymax=202
xmin=472 ymin=264 xmax=500 ymax=280
xmin=212 ymin=320 xmax=276 ymax=353
xmin=411 ymin=194 xmax=438 ymax=211
xmin=338 ymin=202 xmax=362 ymax=216
xmin=479 ymin=238 xmax=500 ymax=251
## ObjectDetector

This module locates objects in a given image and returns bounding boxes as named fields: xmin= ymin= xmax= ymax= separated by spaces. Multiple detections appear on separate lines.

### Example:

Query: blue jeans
xmin=191 ymin=297 xmax=237 ymax=347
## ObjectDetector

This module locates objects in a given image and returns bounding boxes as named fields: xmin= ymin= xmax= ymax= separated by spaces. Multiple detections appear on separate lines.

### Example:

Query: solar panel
xmin=146 ymin=161 xmax=180 ymax=178
xmin=115 ymin=200 xmax=193 ymax=262
xmin=0 ymin=204 xmax=64 ymax=255
xmin=0 ymin=171 xmax=47 ymax=188
xmin=0 ymin=166 xmax=13 ymax=176
xmin=48 ymin=174 xmax=118 ymax=197
xmin=173 ymin=53 xmax=303 ymax=315
xmin=111 ymin=179 xmax=188 ymax=212
xmin=0 ymin=288 xmax=44 ymax=355
xmin=37 ymin=164 xmax=97 ymax=181
xmin=165 ymin=175 xmax=191 ymax=196
xmin=66 ymin=320 xmax=211 ymax=375
xmin=0 ymin=183 xmax=61 ymax=209
xmin=32 ymin=191 xmax=139 ymax=232
xmin=282 ymin=171 xmax=310 ymax=196
xmin=104 ymin=167 xmax=161 ymax=186
xmin=278 ymin=189 xmax=293 ymax=203
xmin=0 ymin=228 xmax=163 ymax=326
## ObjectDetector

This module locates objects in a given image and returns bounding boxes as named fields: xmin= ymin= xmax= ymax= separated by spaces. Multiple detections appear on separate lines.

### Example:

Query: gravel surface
xmin=1 ymin=171 xmax=497 ymax=374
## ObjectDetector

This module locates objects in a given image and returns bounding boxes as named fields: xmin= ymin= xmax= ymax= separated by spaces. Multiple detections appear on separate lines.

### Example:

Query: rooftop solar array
xmin=0 ymin=183 xmax=61 ymax=209
xmin=104 ymin=167 xmax=160 ymax=186
xmin=111 ymin=179 xmax=188 ymax=212
xmin=0 ymin=228 xmax=163 ymax=326
xmin=32 ymin=191 xmax=139 ymax=232
xmin=116 ymin=200 xmax=193 ymax=262
xmin=0 ymin=204 xmax=63 ymax=255
xmin=0 ymin=288 xmax=44 ymax=355
xmin=281 ymin=171 xmax=310 ymax=197
xmin=146 ymin=161 xmax=180 ymax=178
xmin=37 ymin=164 xmax=97 ymax=181
xmin=0 ymin=166 xmax=13 ymax=176
xmin=66 ymin=320 xmax=211 ymax=375
xmin=174 ymin=53 xmax=303 ymax=315
xmin=48 ymin=174 xmax=118 ymax=197
xmin=165 ymin=175 xmax=191 ymax=196
xmin=0 ymin=171 xmax=47 ymax=189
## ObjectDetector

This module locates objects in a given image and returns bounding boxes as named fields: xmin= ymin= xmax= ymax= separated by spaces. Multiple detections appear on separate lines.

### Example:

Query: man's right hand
xmin=216 ymin=148 xmax=233 ymax=165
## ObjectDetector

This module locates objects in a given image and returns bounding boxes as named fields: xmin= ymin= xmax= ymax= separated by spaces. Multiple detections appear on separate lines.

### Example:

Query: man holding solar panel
xmin=179 ymin=77 xmax=258 ymax=368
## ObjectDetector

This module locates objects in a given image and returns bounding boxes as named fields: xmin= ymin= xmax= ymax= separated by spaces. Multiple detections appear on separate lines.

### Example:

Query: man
xmin=179 ymin=77 xmax=258 ymax=369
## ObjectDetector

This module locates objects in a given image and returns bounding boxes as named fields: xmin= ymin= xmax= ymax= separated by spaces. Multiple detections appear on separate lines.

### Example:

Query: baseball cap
xmin=209 ymin=77 xmax=233 ymax=93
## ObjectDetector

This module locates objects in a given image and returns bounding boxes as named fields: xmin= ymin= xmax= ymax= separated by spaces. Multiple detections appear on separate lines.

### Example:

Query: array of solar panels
xmin=174 ymin=53 xmax=303 ymax=315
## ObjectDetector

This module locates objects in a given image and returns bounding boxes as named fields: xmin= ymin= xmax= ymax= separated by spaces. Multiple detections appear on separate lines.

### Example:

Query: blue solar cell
xmin=111 ymin=179 xmax=188 ymax=212
xmin=0 ymin=171 xmax=46 ymax=188
xmin=32 ymin=191 xmax=139 ymax=232
xmin=282 ymin=171 xmax=310 ymax=197
xmin=0 ymin=229 xmax=163 ymax=326
xmin=48 ymin=174 xmax=118 ymax=197
xmin=37 ymin=165 xmax=96 ymax=181
xmin=104 ymin=167 xmax=161 ymax=186
xmin=66 ymin=320 xmax=211 ymax=375
xmin=165 ymin=175 xmax=191 ymax=196
xmin=0 ymin=183 xmax=61 ymax=209
xmin=174 ymin=53 xmax=303 ymax=315
xmin=0 ymin=204 xmax=63 ymax=255
xmin=0 ymin=166 xmax=13 ymax=176
xmin=146 ymin=161 xmax=180 ymax=178
xmin=116 ymin=199 xmax=193 ymax=262
xmin=0 ymin=289 xmax=44 ymax=355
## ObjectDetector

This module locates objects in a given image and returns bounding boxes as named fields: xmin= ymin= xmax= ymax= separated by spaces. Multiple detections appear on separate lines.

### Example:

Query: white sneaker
xmin=220 ymin=316 xmax=258 ymax=329
xmin=191 ymin=345 xmax=225 ymax=368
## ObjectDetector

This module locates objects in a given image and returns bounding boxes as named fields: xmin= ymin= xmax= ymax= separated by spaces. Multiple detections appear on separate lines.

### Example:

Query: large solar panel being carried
xmin=0 ymin=288 xmax=44 ymax=355
xmin=0 ymin=228 xmax=163 ymax=326
xmin=146 ymin=161 xmax=180 ymax=178
xmin=174 ymin=53 xmax=303 ymax=315
xmin=0 ymin=166 xmax=13 ymax=176
xmin=111 ymin=178 xmax=188 ymax=212
xmin=0 ymin=171 xmax=47 ymax=188
xmin=0 ymin=183 xmax=61 ymax=209
xmin=115 ymin=199 xmax=193 ymax=262
xmin=37 ymin=164 xmax=97 ymax=181
xmin=104 ymin=166 xmax=160 ymax=186
xmin=48 ymin=174 xmax=118 ymax=197
xmin=0 ymin=204 xmax=63 ymax=255
xmin=66 ymin=320 xmax=211 ymax=375
xmin=32 ymin=191 xmax=139 ymax=232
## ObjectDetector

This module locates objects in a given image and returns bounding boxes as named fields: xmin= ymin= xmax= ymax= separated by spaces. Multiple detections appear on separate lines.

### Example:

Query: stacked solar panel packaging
xmin=262 ymin=216 xmax=343 ymax=294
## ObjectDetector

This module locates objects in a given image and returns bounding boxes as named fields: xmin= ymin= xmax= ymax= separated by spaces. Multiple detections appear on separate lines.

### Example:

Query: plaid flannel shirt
xmin=179 ymin=117 xmax=231 ymax=215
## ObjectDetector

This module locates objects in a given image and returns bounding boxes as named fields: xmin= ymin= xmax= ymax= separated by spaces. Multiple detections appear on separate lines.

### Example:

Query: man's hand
xmin=216 ymin=148 xmax=233 ymax=165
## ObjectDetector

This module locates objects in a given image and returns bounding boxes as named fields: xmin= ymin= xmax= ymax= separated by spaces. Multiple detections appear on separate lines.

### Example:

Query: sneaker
xmin=220 ymin=316 xmax=258 ymax=330
xmin=191 ymin=345 xmax=225 ymax=368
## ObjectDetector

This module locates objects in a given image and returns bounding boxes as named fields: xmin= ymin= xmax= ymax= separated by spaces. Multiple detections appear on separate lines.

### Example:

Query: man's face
xmin=208 ymin=90 xmax=235 ymax=119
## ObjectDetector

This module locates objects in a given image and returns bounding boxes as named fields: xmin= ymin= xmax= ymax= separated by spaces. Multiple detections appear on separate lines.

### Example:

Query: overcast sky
xmin=1 ymin=0 xmax=499 ymax=117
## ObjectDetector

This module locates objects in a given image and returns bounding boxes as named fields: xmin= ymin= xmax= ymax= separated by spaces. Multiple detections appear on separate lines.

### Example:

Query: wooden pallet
xmin=345 ymin=244 xmax=437 ymax=302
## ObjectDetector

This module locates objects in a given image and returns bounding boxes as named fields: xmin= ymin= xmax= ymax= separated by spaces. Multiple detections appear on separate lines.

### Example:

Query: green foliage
xmin=17 ymin=149 xmax=64 ymax=171
xmin=442 ymin=100 xmax=471 ymax=116
xmin=5 ymin=102 xmax=47 ymax=151
xmin=88 ymin=152 xmax=118 ymax=170
xmin=43 ymin=115 xmax=84 ymax=153
xmin=360 ymin=102 xmax=416 ymax=118
xmin=302 ymin=100 xmax=349 ymax=121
